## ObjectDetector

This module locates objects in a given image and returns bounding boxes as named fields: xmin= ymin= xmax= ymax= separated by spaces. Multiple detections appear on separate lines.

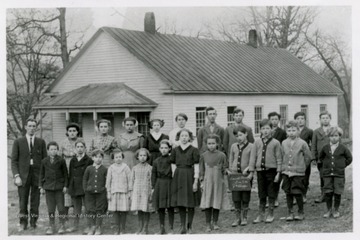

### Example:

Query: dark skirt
xmin=153 ymin=178 xmax=172 ymax=210
xmin=171 ymin=167 xmax=200 ymax=208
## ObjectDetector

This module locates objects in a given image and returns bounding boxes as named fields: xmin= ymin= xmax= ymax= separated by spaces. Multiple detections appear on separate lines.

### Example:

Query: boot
xmin=241 ymin=209 xmax=248 ymax=226
xmin=231 ymin=210 xmax=241 ymax=227
xmin=294 ymin=212 xmax=304 ymax=221
xmin=87 ymin=226 xmax=96 ymax=235
xmin=332 ymin=210 xmax=340 ymax=218
xmin=58 ymin=223 xmax=66 ymax=234
xmin=213 ymin=221 xmax=220 ymax=230
xmin=323 ymin=209 xmax=332 ymax=218
xmin=179 ymin=224 xmax=187 ymax=234
xmin=187 ymin=223 xmax=193 ymax=234
xmin=46 ymin=224 xmax=55 ymax=235
xmin=95 ymin=226 xmax=102 ymax=235
xmin=265 ymin=206 xmax=274 ymax=223
xmin=66 ymin=219 xmax=79 ymax=233
xmin=286 ymin=209 xmax=294 ymax=221
xmin=253 ymin=205 xmax=265 ymax=224
xmin=159 ymin=224 xmax=166 ymax=235
xmin=205 ymin=223 xmax=212 ymax=232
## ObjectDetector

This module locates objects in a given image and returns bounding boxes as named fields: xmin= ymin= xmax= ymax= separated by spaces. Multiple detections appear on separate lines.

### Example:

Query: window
xmin=320 ymin=104 xmax=327 ymax=113
xmin=130 ymin=112 xmax=150 ymax=136
xmin=196 ymin=107 xmax=206 ymax=133
xmin=279 ymin=105 xmax=288 ymax=129
xmin=301 ymin=105 xmax=309 ymax=127
xmin=69 ymin=113 xmax=83 ymax=137
xmin=254 ymin=106 xmax=263 ymax=134
xmin=227 ymin=106 xmax=236 ymax=126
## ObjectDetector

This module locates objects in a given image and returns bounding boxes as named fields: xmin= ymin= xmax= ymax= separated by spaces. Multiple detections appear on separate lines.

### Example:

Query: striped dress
xmin=130 ymin=162 xmax=153 ymax=212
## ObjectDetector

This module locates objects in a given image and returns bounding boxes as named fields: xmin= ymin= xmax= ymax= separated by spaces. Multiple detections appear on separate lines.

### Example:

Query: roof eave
xmin=33 ymin=104 xmax=158 ymax=110
xmin=163 ymin=90 xmax=343 ymax=96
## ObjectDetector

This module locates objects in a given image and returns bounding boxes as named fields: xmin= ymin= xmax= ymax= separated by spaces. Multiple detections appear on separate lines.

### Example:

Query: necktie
xmin=29 ymin=137 xmax=33 ymax=153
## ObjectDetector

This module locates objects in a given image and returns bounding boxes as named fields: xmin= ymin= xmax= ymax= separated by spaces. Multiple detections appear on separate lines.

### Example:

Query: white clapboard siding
xmin=51 ymin=112 xmax=66 ymax=144
xmin=50 ymin=32 xmax=173 ymax=135
xmin=173 ymin=94 xmax=338 ymax=137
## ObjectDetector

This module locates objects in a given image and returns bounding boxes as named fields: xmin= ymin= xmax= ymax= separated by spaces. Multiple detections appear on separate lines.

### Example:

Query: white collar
xmin=180 ymin=143 xmax=190 ymax=150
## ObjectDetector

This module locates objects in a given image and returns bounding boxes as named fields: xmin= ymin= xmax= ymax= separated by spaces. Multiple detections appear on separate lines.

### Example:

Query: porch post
xmin=125 ymin=109 xmax=130 ymax=118
xmin=65 ymin=110 xmax=70 ymax=125
xmin=93 ymin=109 xmax=98 ymax=134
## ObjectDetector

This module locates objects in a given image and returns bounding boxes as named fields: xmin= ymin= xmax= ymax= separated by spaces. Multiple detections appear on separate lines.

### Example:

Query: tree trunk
xmin=58 ymin=8 xmax=69 ymax=67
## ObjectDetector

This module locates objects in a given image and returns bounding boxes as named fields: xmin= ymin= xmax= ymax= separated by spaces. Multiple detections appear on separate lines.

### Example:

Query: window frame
xmin=254 ymin=105 xmax=263 ymax=134
xmin=279 ymin=105 xmax=288 ymax=129
xmin=195 ymin=107 xmax=207 ymax=133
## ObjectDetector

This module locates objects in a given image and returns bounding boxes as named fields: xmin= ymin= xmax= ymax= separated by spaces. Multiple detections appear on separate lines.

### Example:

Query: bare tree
xmin=306 ymin=30 xmax=351 ymax=136
xmin=6 ymin=8 xmax=89 ymax=138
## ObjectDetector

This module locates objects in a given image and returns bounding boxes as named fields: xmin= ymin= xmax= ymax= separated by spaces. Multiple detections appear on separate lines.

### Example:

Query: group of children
xmin=38 ymin=109 xmax=352 ymax=235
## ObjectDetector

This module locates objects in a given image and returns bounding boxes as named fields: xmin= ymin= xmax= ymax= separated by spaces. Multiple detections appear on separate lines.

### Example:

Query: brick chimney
xmin=144 ymin=12 xmax=156 ymax=34
xmin=248 ymin=29 xmax=257 ymax=48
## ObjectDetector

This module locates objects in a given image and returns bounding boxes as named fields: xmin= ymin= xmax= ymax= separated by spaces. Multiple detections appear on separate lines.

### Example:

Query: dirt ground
xmin=8 ymin=157 xmax=353 ymax=235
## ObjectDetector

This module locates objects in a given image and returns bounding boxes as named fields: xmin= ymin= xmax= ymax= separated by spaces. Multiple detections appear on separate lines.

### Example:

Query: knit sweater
xmin=83 ymin=165 xmax=107 ymax=193
xmin=228 ymin=142 xmax=253 ymax=174
xmin=249 ymin=138 xmax=282 ymax=172
xmin=281 ymin=137 xmax=312 ymax=177
xmin=319 ymin=143 xmax=352 ymax=178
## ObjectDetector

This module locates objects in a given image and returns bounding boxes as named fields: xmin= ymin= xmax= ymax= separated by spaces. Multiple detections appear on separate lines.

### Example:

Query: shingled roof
xmin=36 ymin=83 xmax=157 ymax=109
xmin=47 ymin=27 xmax=343 ymax=95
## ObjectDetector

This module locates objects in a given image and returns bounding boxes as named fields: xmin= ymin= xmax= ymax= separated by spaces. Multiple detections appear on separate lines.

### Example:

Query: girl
xmin=151 ymin=140 xmax=174 ymax=234
xmin=200 ymin=134 xmax=230 ymax=232
xmin=130 ymin=148 xmax=153 ymax=234
xmin=227 ymin=126 xmax=254 ymax=226
xmin=144 ymin=119 xmax=169 ymax=166
xmin=89 ymin=119 xmax=117 ymax=168
xmin=170 ymin=129 xmax=200 ymax=234
xmin=106 ymin=149 xmax=132 ymax=234
xmin=117 ymin=117 xmax=144 ymax=169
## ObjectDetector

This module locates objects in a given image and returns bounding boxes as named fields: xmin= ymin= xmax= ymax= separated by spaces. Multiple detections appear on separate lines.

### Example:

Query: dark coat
xmin=11 ymin=136 xmax=47 ymax=186
xmin=272 ymin=127 xmax=287 ymax=144
xmin=83 ymin=165 xmax=107 ymax=193
xmin=67 ymin=154 xmax=93 ymax=196
xmin=39 ymin=155 xmax=68 ymax=190
xmin=299 ymin=127 xmax=313 ymax=148
xmin=319 ymin=144 xmax=352 ymax=178
xmin=311 ymin=127 xmax=330 ymax=161
xmin=197 ymin=123 xmax=225 ymax=154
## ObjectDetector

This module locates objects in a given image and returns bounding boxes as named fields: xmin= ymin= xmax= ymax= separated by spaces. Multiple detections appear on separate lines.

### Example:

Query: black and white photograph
xmin=2 ymin=0 xmax=359 ymax=238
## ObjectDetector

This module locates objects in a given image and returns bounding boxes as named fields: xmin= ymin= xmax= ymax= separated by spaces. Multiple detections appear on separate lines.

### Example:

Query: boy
xmin=319 ymin=127 xmax=352 ymax=218
xmin=227 ymin=126 xmax=253 ymax=226
xmin=268 ymin=111 xmax=287 ymax=207
xmin=223 ymin=108 xmax=255 ymax=156
xmin=311 ymin=111 xmax=332 ymax=203
xmin=280 ymin=121 xmax=311 ymax=221
xmin=294 ymin=112 xmax=313 ymax=202
xmin=249 ymin=119 xmax=282 ymax=223
xmin=268 ymin=112 xmax=287 ymax=144
xmin=197 ymin=107 xmax=225 ymax=154
xmin=83 ymin=149 xmax=108 ymax=235
xmin=66 ymin=138 xmax=93 ymax=233
xmin=39 ymin=142 xmax=68 ymax=234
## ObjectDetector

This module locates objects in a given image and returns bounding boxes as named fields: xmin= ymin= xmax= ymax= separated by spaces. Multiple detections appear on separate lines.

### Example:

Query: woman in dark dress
xmin=144 ymin=119 xmax=169 ymax=165
xmin=151 ymin=140 xmax=174 ymax=234
xmin=170 ymin=129 xmax=200 ymax=234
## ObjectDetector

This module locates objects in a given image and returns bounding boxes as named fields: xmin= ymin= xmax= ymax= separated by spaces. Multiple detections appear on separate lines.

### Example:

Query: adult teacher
xmin=117 ymin=117 xmax=144 ymax=169
xmin=11 ymin=118 xmax=47 ymax=231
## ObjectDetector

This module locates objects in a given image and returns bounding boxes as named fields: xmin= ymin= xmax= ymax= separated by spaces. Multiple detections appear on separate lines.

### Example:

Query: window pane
xmin=227 ymin=106 xmax=236 ymax=126
xmin=196 ymin=107 xmax=206 ymax=133
xmin=320 ymin=104 xmax=327 ymax=113
xmin=300 ymin=105 xmax=309 ymax=127
xmin=280 ymin=105 xmax=288 ymax=129
xmin=130 ymin=112 xmax=150 ymax=135
xmin=254 ymin=106 xmax=262 ymax=134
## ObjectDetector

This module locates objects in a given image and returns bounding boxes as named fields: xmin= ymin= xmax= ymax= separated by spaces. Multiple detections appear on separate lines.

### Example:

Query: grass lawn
xmin=8 ymin=159 xmax=353 ymax=235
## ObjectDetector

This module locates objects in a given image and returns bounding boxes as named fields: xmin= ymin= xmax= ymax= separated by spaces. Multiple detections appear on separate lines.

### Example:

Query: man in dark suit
xmin=294 ymin=112 xmax=313 ymax=203
xmin=11 ymin=118 xmax=47 ymax=231
xmin=197 ymin=106 xmax=225 ymax=154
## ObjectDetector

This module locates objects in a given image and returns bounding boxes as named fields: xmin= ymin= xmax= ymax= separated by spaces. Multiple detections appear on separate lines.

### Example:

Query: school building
xmin=34 ymin=13 xmax=343 ymax=146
